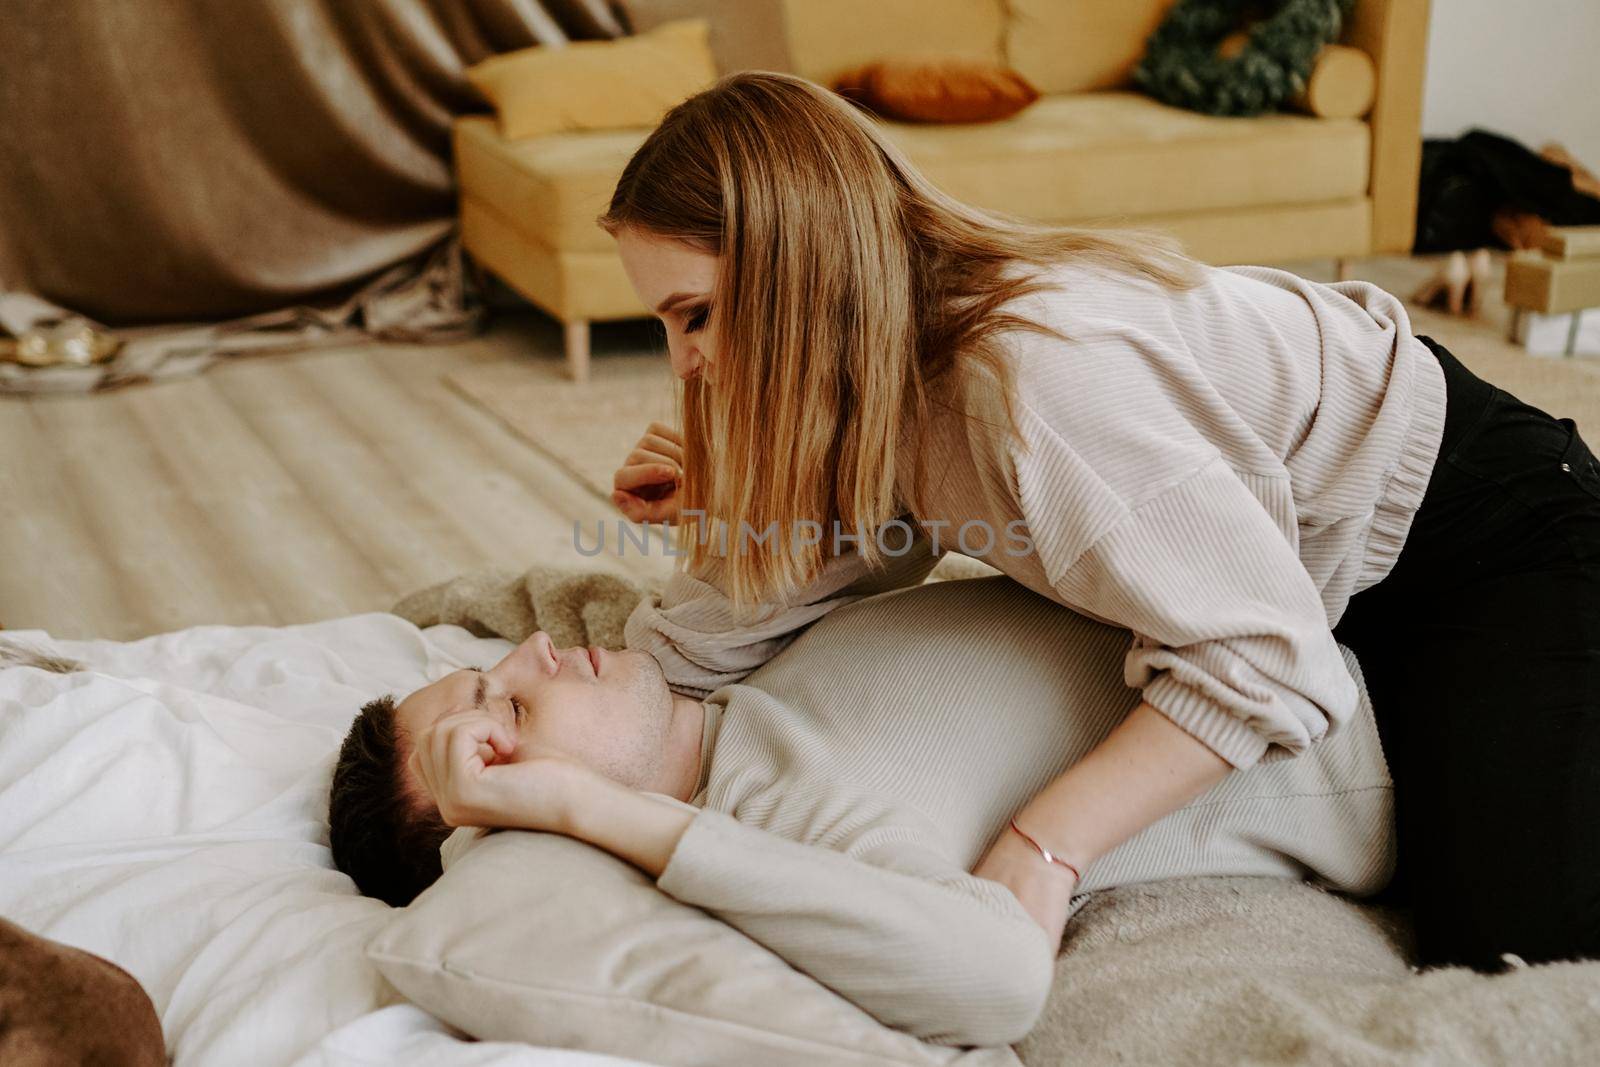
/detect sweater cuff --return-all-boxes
[656,809,734,903]
[1140,673,1272,770]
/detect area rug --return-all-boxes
[447,349,678,505]
[447,255,1600,504]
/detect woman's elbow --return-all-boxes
[928,930,1055,1046]
[987,936,1056,1045]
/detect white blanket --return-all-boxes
[0,614,647,1067]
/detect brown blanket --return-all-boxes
[0,918,164,1066]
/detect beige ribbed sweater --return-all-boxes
[629,260,1448,772]
[651,576,1394,1047]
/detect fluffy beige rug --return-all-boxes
[1023,873,1600,1067]
[447,351,679,506]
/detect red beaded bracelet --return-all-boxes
[1009,817,1082,882]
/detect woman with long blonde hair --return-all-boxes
[605,72,1600,973]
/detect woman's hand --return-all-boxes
[613,420,684,525]
[406,710,597,834]
[972,826,1080,947]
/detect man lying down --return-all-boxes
[329,574,1394,1047]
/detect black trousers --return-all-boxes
[1332,335,1600,972]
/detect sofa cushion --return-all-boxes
[1293,43,1377,120]
[456,91,1367,258]
[1006,0,1178,95]
[465,19,716,140]
[778,0,1007,87]
[888,91,1369,222]
[834,59,1040,124]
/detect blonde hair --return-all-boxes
[600,71,1203,609]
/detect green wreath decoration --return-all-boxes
[1133,0,1358,117]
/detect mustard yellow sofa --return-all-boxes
[455,0,1432,380]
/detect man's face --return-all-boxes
[394,633,675,803]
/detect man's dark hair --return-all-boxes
[329,695,452,907]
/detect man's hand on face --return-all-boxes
[406,710,599,834]
[406,707,698,880]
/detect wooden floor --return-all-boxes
[0,253,1542,641]
[0,312,673,641]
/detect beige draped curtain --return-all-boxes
[0,0,625,391]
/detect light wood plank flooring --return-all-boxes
[0,254,1544,641]
[1,312,673,640]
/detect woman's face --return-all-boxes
[614,226,721,382]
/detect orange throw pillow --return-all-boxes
[833,58,1039,123]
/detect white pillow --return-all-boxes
[367,825,1022,1067]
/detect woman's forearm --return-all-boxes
[1013,700,1234,873]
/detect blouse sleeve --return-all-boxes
[1013,416,1361,770]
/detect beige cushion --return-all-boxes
[1005,0,1178,94]
[1291,44,1378,120]
[455,92,1366,259]
[466,19,717,140]
[778,0,1007,87]
[367,826,1019,1067]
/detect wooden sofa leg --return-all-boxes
[1334,256,1354,281]
[564,320,591,382]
